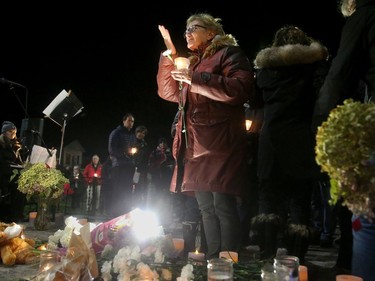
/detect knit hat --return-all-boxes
[1,121,16,134]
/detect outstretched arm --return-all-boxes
[158,25,177,55]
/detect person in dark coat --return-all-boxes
[108,113,137,217]
[251,25,329,263]
[157,13,255,259]
[314,0,375,121]
[313,0,375,279]
[0,121,26,222]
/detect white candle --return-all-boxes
[174,57,190,70]
[188,250,205,261]
[219,251,238,263]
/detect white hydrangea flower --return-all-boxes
[180,264,194,280]
[60,227,74,248]
[137,262,159,280]
[161,268,173,280]
[154,246,164,263]
[101,260,112,281]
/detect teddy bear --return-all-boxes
[0,222,37,266]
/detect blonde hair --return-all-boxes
[186,13,225,36]
[340,0,356,17]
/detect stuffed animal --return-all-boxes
[0,222,37,266]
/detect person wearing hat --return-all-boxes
[0,121,26,222]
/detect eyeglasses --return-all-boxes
[184,24,207,38]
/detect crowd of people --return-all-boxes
[0,0,374,279]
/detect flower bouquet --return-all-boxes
[17,162,69,229]
[315,99,375,219]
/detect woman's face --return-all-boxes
[184,20,213,51]
[4,129,17,140]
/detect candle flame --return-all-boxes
[38,244,47,251]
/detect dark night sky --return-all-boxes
[1,1,344,162]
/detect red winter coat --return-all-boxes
[83,163,102,185]
[156,34,255,196]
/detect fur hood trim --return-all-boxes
[254,42,328,69]
[189,34,238,65]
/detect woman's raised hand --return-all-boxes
[158,25,176,55]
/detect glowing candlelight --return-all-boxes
[130,147,138,155]
[29,212,37,226]
[174,57,190,70]
[219,251,238,263]
[188,250,205,261]
[299,265,308,281]
[246,119,252,131]
[37,244,48,251]
[336,275,363,281]
[94,173,98,177]
[172,238,184,251]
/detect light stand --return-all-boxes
[58,113,68,166]
[43,89,84,166]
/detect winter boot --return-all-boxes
[285,224,311,264]
[251,214,285,261]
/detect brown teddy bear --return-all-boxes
[0,222,37,266]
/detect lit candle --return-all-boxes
[245,119,253,131]
[172,238,184,251]
[79,218,88,225]
[188,250,205,261]
[299,265,308,281]
[29,212,37,226]
[174,57,190,70]
[130,147,138,155]
[94,173,98,177]
[336,275,363,281]
[219,251,238,263]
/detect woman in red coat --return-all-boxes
[157,13,255,259]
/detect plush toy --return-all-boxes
[0,222,37,266]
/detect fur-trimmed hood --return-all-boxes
[254,42,329,69]
[189,34,238,65]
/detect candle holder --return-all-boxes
[38,250,60,273]
[174,57,190,70]
[219,251,238,263]
[336,275,363,281]
[29,212,37,227]
[207,258,233,280]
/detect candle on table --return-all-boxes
[79,218,88,225]
[172,238,184,257]
[336,275,363,281]
[172,238,184,251]
[219,251,238,263]
[29,212,37,226]
[188,250,205,261]
[299,265,308,281]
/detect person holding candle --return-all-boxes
[108,113,137,218]
[70,165,85,211]
[157,13,255,259]
[83,154,103,214]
